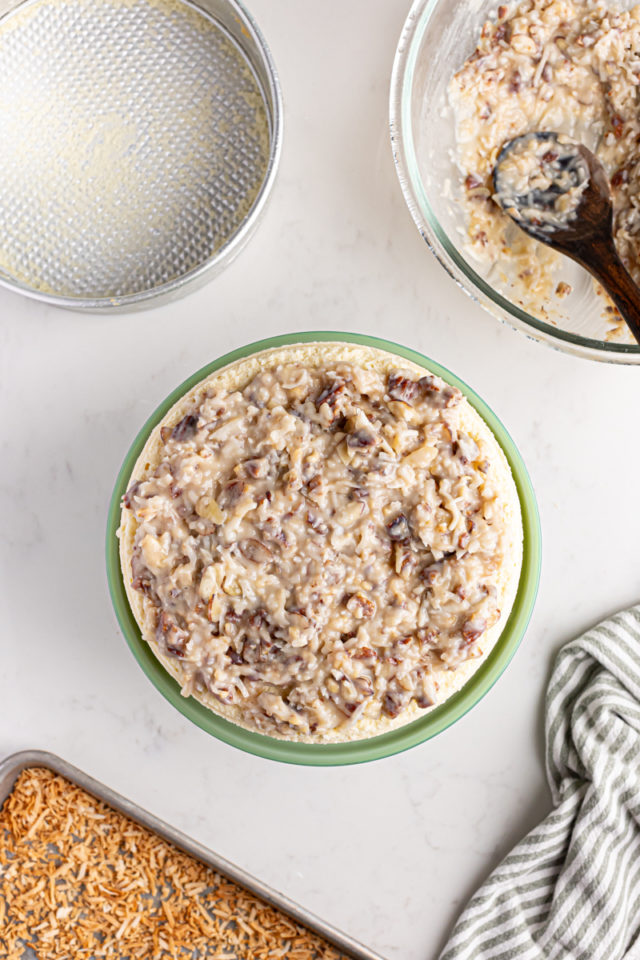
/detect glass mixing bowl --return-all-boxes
[106,332,541,765]
[390,0,640,364]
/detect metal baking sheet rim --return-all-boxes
[0,0,283,313]
[0,749,387,960]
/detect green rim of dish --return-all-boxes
[106,332,541,765]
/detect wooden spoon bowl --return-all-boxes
[493,132,640,346]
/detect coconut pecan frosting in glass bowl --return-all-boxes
[449,0,640,344]
[119,342,523,743]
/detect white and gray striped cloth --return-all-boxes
[440,605,640,960]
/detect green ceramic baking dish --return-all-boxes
[106,331,541,765]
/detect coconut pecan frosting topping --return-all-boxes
[123,362,511,738]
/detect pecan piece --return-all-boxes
[462,618,487,645]
[465,173,483,190]
[555,281,572,298]
[611,113,625,139]
[418,376,460,407]
[416,692,435,709]
[123,481,140,509]
[494,21,512,42]
[611,167,629,188]
[155,611,188,658]
[387,513,411,541]
[242,635,274,664]
[347,428,376,449]
[352,646,378,661]
[417,627,439,645]
[387,372,420,404]
[243,458,269,479]
[395,636,412,647]
[315,380,346,413]
[219,480,247,507]
[354,676,374,697]
[239,539,272,564]
[382,692,405,719]
[340,701,359,716]
[131,575,152,597]
[325,675,364,717]
[248,608,269,629]
[394,542,415,575]
[165,644,184,660]
[306,511,329,535]
[305,474,322,495]
[346,593,376,619]
[170,414,199,442]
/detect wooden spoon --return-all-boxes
[492,131,640,345]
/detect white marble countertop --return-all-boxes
[2,2,639,957]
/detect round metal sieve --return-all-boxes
[0,0,282,310]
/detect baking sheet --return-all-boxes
[0,750,386,960]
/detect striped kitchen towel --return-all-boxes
[440,605,640,960]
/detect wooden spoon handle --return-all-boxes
[578,237,640,345]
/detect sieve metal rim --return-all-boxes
[0,0,283,312]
